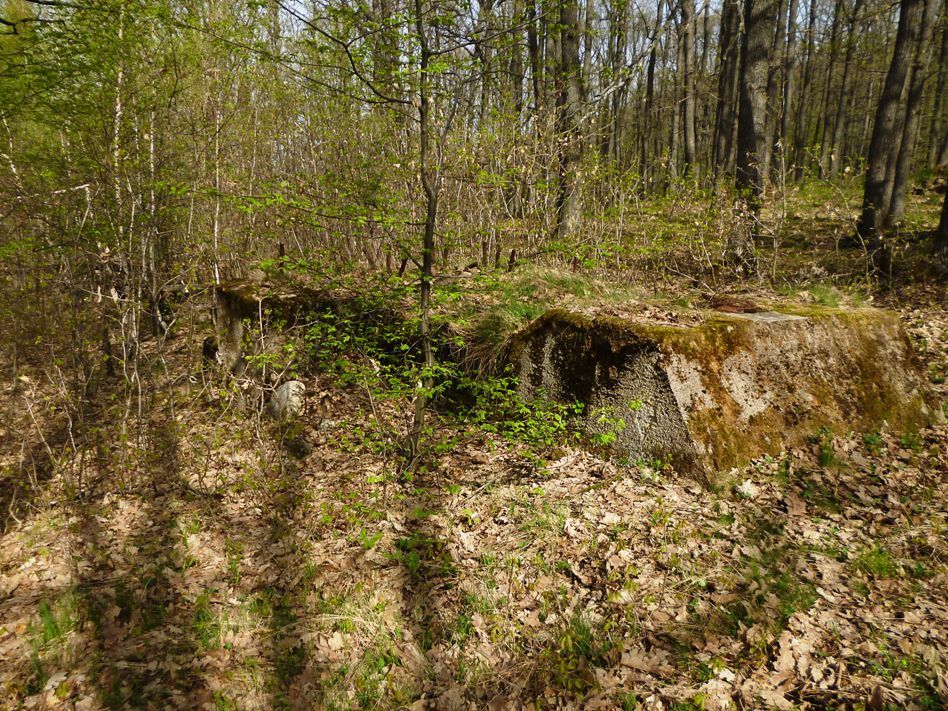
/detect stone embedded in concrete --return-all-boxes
[511,304,934,481]
[269,380,305,420]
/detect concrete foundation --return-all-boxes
[511,304,935,481]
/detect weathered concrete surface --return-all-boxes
[511,304,935,481]
[214,276,407,374]
[268,380,305,420]
[215,278,328,373]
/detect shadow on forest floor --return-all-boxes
[0,279,945,709]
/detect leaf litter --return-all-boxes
[0,305,944,709]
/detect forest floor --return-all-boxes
[0,183,946,710]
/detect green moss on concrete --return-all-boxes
[516,308,758,360]
[687,406,762,472]
[768,303,883,321]
[512,303,934,482]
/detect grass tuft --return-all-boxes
[854,544,899,578]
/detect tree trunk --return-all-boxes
[736,0,777,209]
[700,0,711,76]
[936,190,948,255]
[601,0,627,164]
[103,5,126,377]
[829,0,863,177]
[476,0,494,126]
[780,0,799,167]
[371,0,399,96]
[526,0,542,110]
[713,0,741,179]
[582,0,594,94]
[792,0,817,179]
[610,20,627,167]
[641,0,664,186]
[730,0,777,274]
[510,0,525,116]
[554,0,584,240]
[681,0,698,177]
[700,0,713,166]
[856,0,924,266]
[669,26,681,183]
[761,0,787,182]
[860,77,876,159]
[930,1,948,166]
[817,0,846,174]
[886,0,938,226]
[409,0,438,466]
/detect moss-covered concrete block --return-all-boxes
[214,276,406,374]
[511,304,935,481]
[215,278,326,372]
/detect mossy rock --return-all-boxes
[510,304,935,482]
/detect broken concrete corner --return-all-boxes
[214,277,332,373]
[511,304,935,481]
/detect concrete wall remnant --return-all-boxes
[511,304,935,481]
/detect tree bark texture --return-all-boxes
[713,0,741,178]
[736,0,778,208]
[681,0,698,177]
[886,0,938,226]
[554,0,584,240]
[856,0,924,257]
